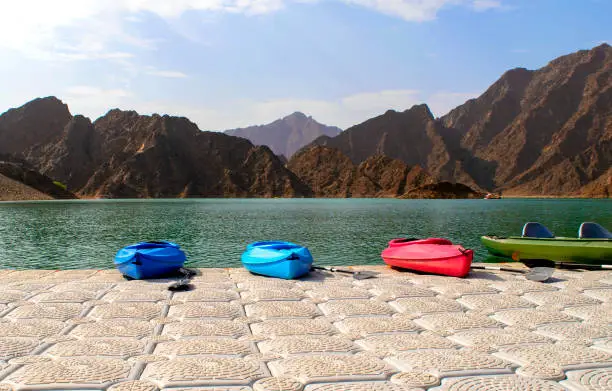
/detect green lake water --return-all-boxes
[0,198,610,270]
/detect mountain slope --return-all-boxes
[442,43,612,195]
[287,145,436,198]
[0,101,311,198]
[225,112,341,158]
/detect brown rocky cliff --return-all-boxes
[0,159,77,199]
[442,43,612,195]
[287,145,435,197]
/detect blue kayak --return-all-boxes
[241,241,313,279]
[114,241,187,280]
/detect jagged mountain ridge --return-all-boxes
[0,99,311,198]
[310,43,612,197]
[225,112,341,158]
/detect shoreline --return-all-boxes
[0,265,610,390]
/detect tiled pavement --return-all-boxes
[0,266,610,390]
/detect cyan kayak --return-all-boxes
[115,241,187,279]
[241,241,313,279]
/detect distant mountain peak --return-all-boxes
[224,113,341,158]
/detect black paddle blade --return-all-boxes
[524,267,554,282]
[168,278,194,292]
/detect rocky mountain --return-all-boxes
[287,145,436,197]
[0,156,76,200]
[311,44,612,197]
[225,112,341,158]
[0,98,311,198]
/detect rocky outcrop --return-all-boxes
[0,159,77,200]
[287,145,435,197]
[308,44,612,197]
[0,103,311,199]
[441,43,612,196]
[226,112,341,158]
[401,182,485,199]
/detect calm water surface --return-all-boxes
[0,199,610,269]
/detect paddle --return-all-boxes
[470,264,554,282]
[311,265,379,280]
[522,259,612,271]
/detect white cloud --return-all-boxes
[0,1,504,60]
[62,87,478,130]
[427,91,478,117]
[146,70,189,78]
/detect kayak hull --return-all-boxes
[481,236,612,264]
[381,238,473,277]
[241,241,313,279]
[114,241,187,280]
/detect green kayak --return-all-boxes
[481,221,612,264]
[481,236,612,264]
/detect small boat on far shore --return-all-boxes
[381,238,473,277]
[241,241,313,279]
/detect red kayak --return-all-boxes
[381,238,473,277]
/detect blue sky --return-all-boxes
[0,0,610,130]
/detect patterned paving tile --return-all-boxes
[3,357,131,388]
[245,301,321,319]
[391,297,464,316]
[0,290,31,304]
[108,380,160,391]
[563,368,612,391]
[173,289,240,302]
[306,287,372,300]
[44,338,146,358]
[305,382,420,390]
[369,285,437,300]
[496,344,612,369]
[101,290,170,302]
[356,333,457,354]
[438,375,567,390]
[162,319,251,339]
[141,357,268,387]
[523,291,602,307]
[252,376,304,391]
[168,302,244,319]
[251,319,336,337]
[0,318,65,338]
[563,304,612,323]
[457,294,536,313]
[449,328,553,351]
[492,309,581,328]
[0,338,42,360]
[552,279,612,291]
[489,280,559,294]
[387,349,515,377]
[536,323,612,343]
[390,371,441,388]
[414,313,502,335]
[429,283,499,298]
[242,288,307,301]
[5,303,83,320]
[584,289,612,302]
[269,354,393,383]
[88,302,163,320]
[259,336,358,356]
[319,300,396,318]
[335,316,422,337]
[69,319,155,339]
[154,338,256,357]
[29,290,97,303]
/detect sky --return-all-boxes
[0,0,610,130]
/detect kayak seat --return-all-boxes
[522,222,555,238]
[579,222,612,239]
